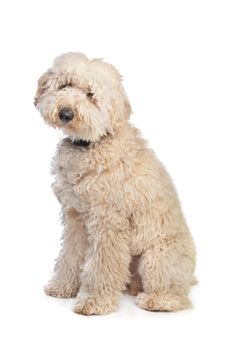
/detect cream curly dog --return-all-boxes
[34,52,196,315]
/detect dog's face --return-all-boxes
[34,52,131,142]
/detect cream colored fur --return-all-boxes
[35,52,196,315]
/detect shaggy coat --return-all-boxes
[35,52,196,315]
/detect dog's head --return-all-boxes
[34,52,131,142]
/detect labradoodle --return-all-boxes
[34,52,196,315]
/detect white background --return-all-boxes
[0,0,232,349]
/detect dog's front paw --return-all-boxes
[73,293,118,315]
[44,280,78,298]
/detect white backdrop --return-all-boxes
[0,0,232,349]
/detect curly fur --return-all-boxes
[35,52,196,315]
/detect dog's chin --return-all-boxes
[61,126,100,143]
[46,112,108,143]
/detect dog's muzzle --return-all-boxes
[59,107,74,123]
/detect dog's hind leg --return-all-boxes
[136,233,196,312]
[44,208,88,298]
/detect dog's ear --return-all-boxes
[118,84,132,120]
[34,70,53,106]
[110,84,132,126]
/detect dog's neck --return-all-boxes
[71,138,91,147]
[69,123,130,149]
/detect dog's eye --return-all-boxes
[86,92,94,99]
[58,83,72,90]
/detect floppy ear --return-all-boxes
[110,83,132,126]
[118,84,132,119]
[34,70,53,106]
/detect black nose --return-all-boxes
[59,107,74,123]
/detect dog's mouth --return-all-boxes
[34,98,38,107]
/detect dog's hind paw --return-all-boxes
[136,292,192,312]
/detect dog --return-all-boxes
[34,52,196,315]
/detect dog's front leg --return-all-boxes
[44,208,88,298]
[73,212,131,315]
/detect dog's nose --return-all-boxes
[59,107,74,123]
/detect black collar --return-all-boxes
[72,139,91,147]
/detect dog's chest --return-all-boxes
[52,141,101,209]
[53,140,94,178]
